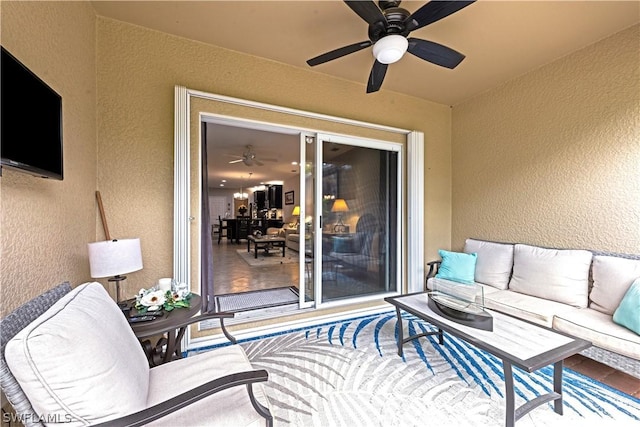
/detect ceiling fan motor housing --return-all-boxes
[368,6,410,41]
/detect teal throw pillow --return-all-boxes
[613,279,640,335]
[436,249,477,285]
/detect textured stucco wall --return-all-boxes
[451,24,640,253]
[1,2,97,317]
[96,17,453,299]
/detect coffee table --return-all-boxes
[247,235,286,259]
[385,292,591,427]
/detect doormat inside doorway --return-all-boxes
[216,286,299,313]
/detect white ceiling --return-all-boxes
[90,0,640,188]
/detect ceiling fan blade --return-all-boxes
[407,38,465,69]
[366,60,388,93]
[404,1,475,33]
[344,1,386,26]
[228,159,243,164]
[307,41,372,66]
[253,159,264,166]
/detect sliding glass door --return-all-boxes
[302,133,400,306]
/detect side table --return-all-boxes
[128,294,202,367]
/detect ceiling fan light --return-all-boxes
[372,35,408,64]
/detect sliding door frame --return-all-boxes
[173,85,425,346]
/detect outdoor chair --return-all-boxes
[1,282,273,426]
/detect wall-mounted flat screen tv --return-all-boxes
[1,46,63,180]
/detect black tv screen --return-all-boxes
[1,46,63,180]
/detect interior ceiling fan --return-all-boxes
[228,145,277,167]
[307,0,475,93]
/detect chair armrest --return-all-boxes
[93,370,272,427]
[426,260,441,278]
[425,260,441,292]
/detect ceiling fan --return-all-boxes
[228,145,277,167]
[307,0,475,93]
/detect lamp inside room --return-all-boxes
[331,199,349,233]
[292,205,301,225]
[88,238,143,304]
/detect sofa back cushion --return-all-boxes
[508,244,592,308]
[590,255,640,315]
[5,282,149,426]
[463,239,514,290]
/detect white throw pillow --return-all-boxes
[5,282,150,426]
[508,244,592,308]
[463,239,514,290]
[590,256,640,315]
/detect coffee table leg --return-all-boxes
[282,242,285,257]
[504,361,515,427]
[255,243,259,259]
[395,306,404,357]
[553,360,563,415]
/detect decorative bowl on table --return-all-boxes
[428,279,493,331]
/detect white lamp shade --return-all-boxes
[88,238,143,278]
[372,35,408,64]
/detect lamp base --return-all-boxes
[108,274,128,307]
[333,215,347,233]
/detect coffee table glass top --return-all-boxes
[249,235,285,242]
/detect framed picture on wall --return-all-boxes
[285,191,294,205]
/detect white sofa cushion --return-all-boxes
[147,345,271,426]
[553,308,640,361]
[483,290,575,327]
[590,255,640,315]
[463,239,514,290]
[508,244,592,308]
[5,282,149,426]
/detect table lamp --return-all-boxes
[331,199,349,233]
[292,205,301,225]
[88,238,143,304]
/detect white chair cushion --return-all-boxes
[5,282,149,426]
[590,256,640,315]
[463,239,514,290]
[147,345,271,427]
[553,308,640,360]
[508,244,592,308]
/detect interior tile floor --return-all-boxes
[212,239,299,295]
[211,239,639,399]
[212,238,384,300]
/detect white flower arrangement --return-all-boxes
[135,285,192,313]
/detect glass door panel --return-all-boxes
[318,135,399,303]
[300,134,316,307]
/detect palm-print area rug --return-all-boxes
[192,311,640,426]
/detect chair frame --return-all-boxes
[1,283,273,427]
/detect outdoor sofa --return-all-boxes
[426,238,640,379]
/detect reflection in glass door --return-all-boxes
[317,134,399,303]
